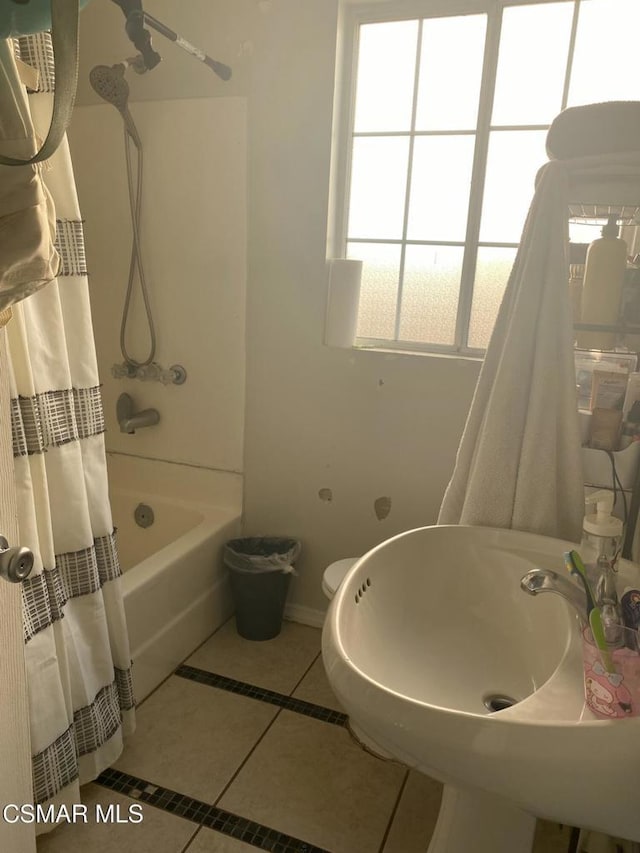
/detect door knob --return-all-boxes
[0,535,34,583]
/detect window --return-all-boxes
[335,0,640,355]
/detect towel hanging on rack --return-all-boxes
[547,101,640,161]
[439,152,640,542]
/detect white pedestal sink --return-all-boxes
[321,525,640,851]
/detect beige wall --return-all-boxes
[73,0,480,622]
[69,95,246,472]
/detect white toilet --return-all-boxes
[322,557,358,600]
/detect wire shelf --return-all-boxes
[568,203,640,225]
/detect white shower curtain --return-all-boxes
[8,34,134,820]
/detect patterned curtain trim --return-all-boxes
[32,671,135,804]
[11,386,105,457]
[12,28,136,814]
[13,32,55,93]
[114,666,136,714]
[54,220,88,277]
[22,531,122,643]
[32,726,78,806]
[75,681,126,758]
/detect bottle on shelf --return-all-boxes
[569,263,585,325]
[620,266,640,351]
[568,242,588,329]
[575,214,628,351]
[581,489,623,585]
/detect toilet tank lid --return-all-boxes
[324,558,359,594]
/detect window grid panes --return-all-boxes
[343,0,640,355]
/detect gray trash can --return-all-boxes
[223,537,301,640]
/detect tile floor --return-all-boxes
[36,618,573,853]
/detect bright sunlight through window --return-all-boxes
[342,0,640,354]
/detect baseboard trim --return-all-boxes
[284,602,326,629]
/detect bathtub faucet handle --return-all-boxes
[111,360,187,385]
[116,392,160,434]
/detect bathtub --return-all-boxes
[107,453,242,702]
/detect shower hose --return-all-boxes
[121,125,156,368]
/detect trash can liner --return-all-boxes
[223,537,301,574]
[224,537,302,641]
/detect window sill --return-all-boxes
[351,339,485,362]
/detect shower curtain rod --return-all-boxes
[110,0,232,81]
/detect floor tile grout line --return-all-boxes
[288,649,323,697]
[211,703,285,808]
[132,666,176,711]
[179,823,202,853]
[376,768,411,853]
[141,617,324,715]
[94,767,332,853]
[175,662,348,727]
[116,624,344,850]
[171,652,352,818]
[132,616,236,711]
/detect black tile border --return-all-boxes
[96,767,331,853]
[175,664,349,727]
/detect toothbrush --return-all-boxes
[563,550,596,615]
[564,551,616,673]
[589,606,616,674]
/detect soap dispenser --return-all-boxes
[582,490,624,644]
[582,489,623,567]
[575,214,627,351]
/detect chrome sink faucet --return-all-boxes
[116,392,160,434]
[520,568,587,623]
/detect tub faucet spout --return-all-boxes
[520,568,587,623]
[117,392,160,434]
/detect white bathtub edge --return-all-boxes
[121,507,239,599]
[129,569,235,703]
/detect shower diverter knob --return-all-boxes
[0,535,34,583]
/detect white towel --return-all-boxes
[0,40,59,312]
[439,153,640,542]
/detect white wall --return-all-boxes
[73,0,480,623]
[241,0,480,621]
[69,95,246,473]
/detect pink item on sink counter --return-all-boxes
[582,626,640,719]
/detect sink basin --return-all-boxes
[322,525,640,851]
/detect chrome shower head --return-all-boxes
[89,64,130,112]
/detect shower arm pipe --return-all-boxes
[109,1,232,81]
[142,12,232,81]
